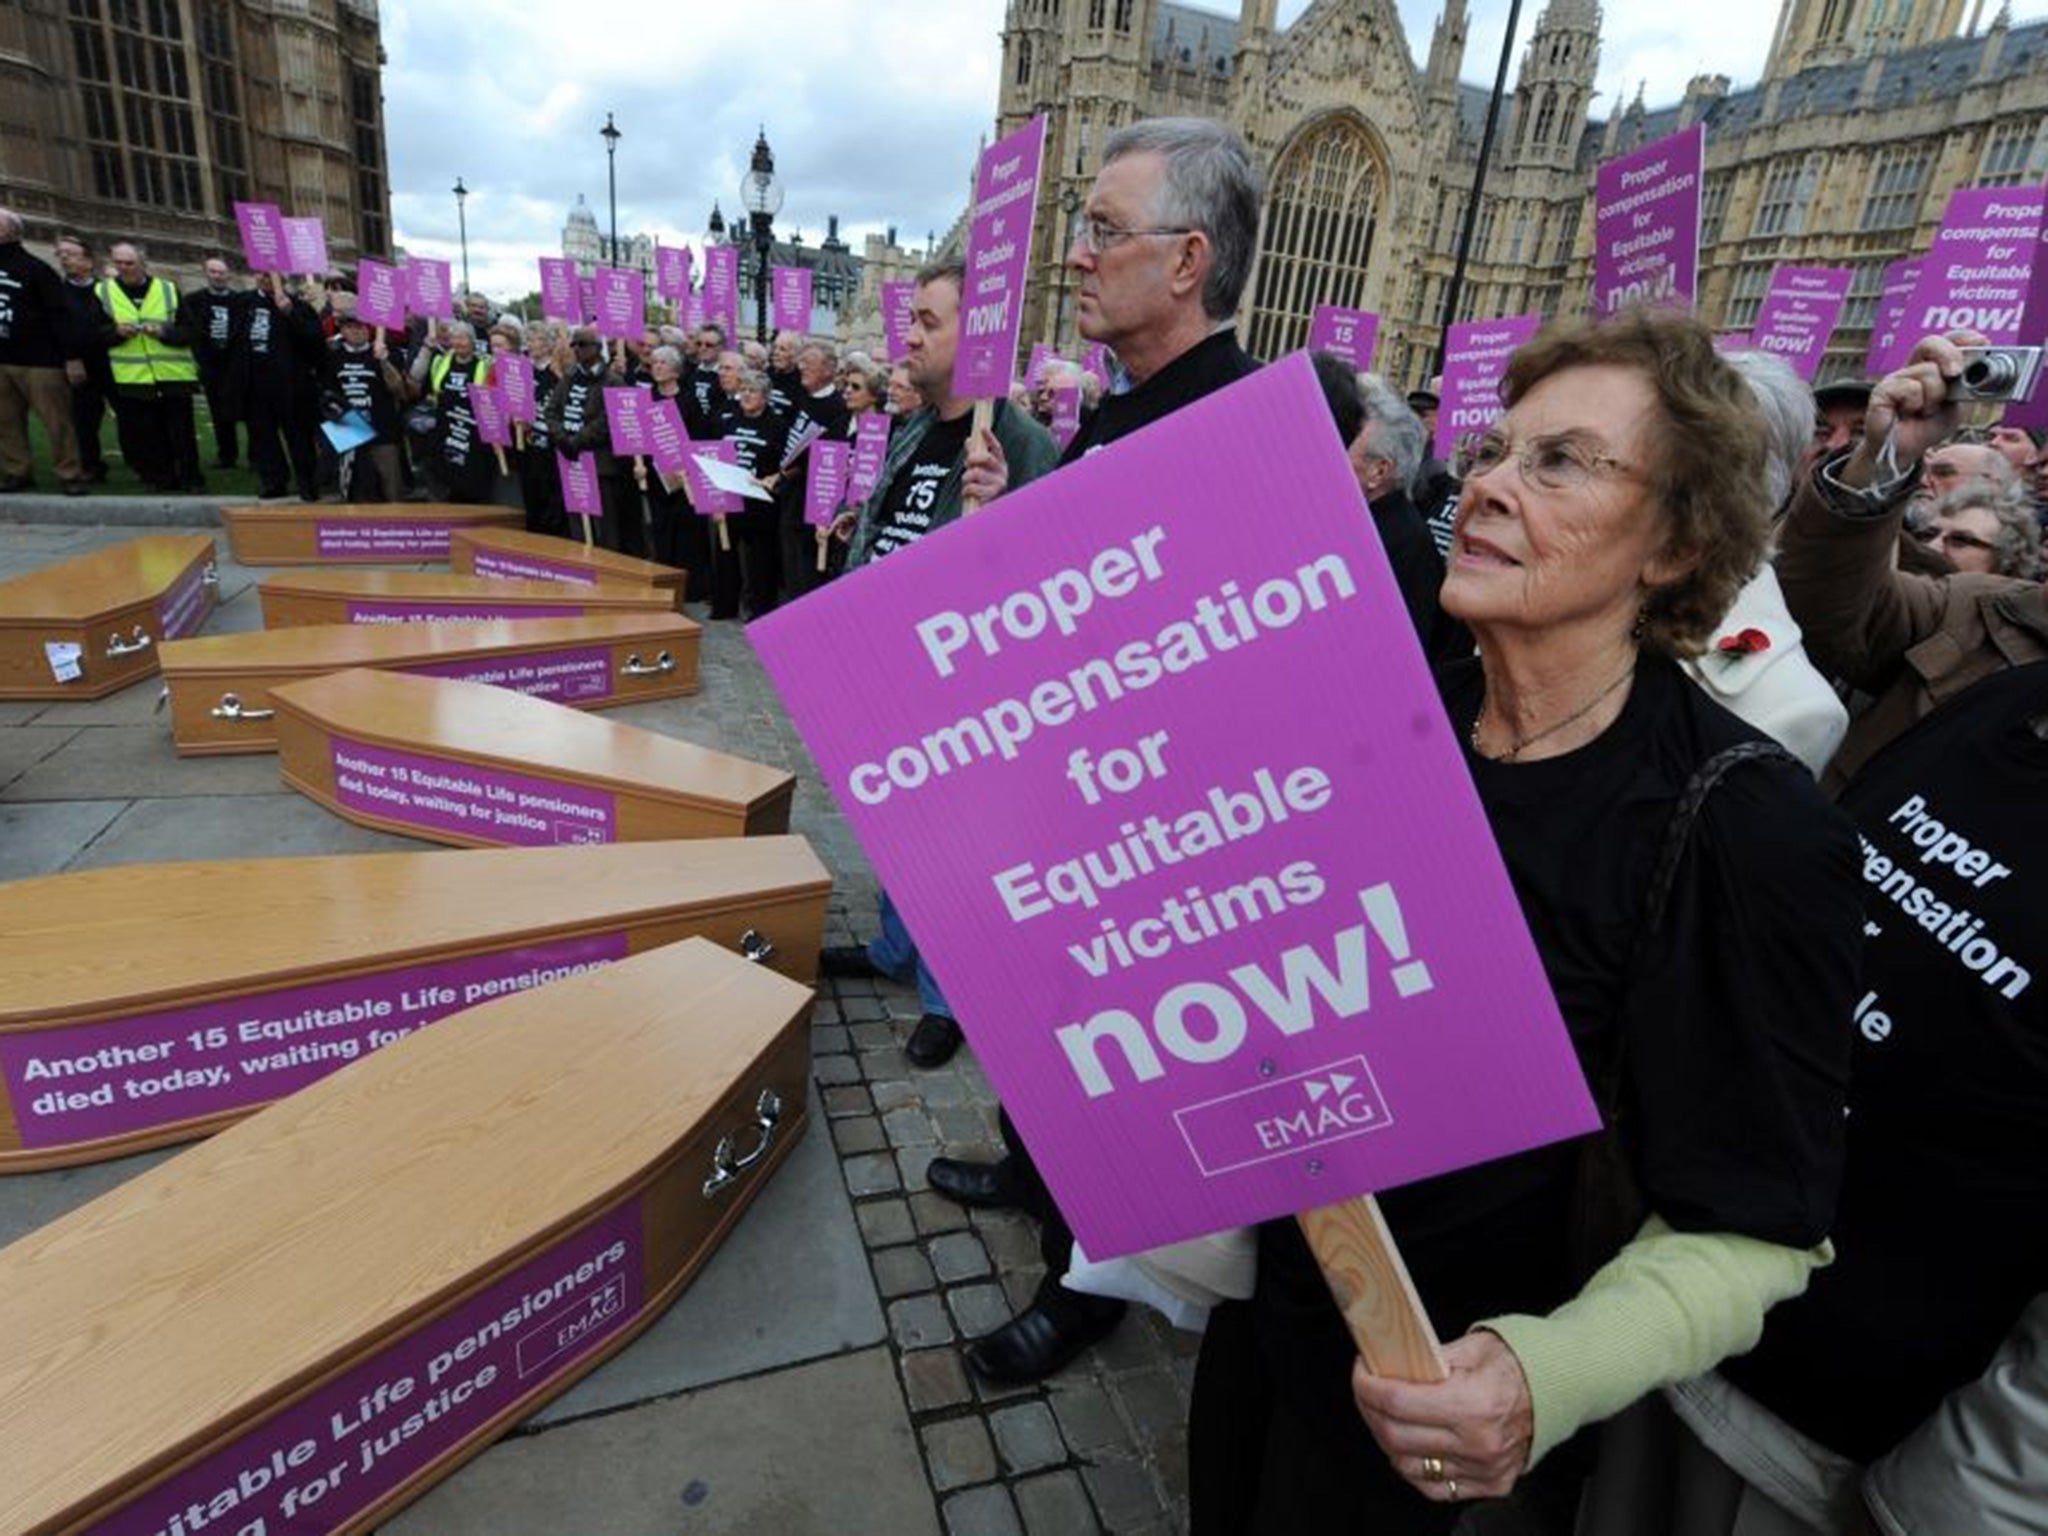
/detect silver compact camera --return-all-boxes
[1949,345,2043,403]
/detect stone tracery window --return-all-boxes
[1247,114,1384,357]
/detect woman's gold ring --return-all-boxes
[1421,1456,1446,1482]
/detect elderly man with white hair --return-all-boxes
[0,207,87,494]
[95,239,204,491]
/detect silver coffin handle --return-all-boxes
[104,626,153,657]
[738,928,776,965]
[620,649,676,677]
[702,1088,785,1198]
[201,563,221,587]
[210,692,275,722]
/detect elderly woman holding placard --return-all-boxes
[1187,309,1864,1533]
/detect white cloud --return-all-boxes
[388,0,2048,299]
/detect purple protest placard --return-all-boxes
[805,439,850,526]
[1749,267,1852,381]
[539,256,579,324]
[407,258,454,320]
[954,114,1048,400]
[883,279,916,363]
[1307,306,1379,369]
[595,267,645,340]
[1083,343,1112,389]
[331,737,615,845]
[1865,258,1924,376]
[1025,344,1056,391]
[2007,218,2048,430]
[558,452,601,520]
[646,396,691,478]
[752,356,1597,1257]
[1050,383,1083,450]
[234,201,286,272]
[0,932,628,1150]
[86,1205,640,1536]
[1436,314,1542,460]
[847,412,890,506]
[470,383,513,448]
[578,276,598,325]
[1594,123,1704,315]
[1896,186,2044,356]
[281,215,329,276]
[495,353,537,423]
[656,243,694,301]
[470,549,599,588]
[703,246,740,337]
[688,440,742,518]
[681,291,706,331]
[410,646,613,702]
[604,386,652,457]
[356,258,408,331]
[771,266,813,333]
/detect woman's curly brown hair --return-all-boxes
[1500,309,1771,657]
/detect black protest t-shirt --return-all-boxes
[436,354,483,465]
[720,407,787,498]
[1727,661,2048,1461]
[869,411,973,562]
[329,345,401,441]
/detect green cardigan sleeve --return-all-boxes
[1478,1215,1832,1467]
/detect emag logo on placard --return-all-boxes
[1175,1054,1393,1176]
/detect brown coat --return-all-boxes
[1776,472,2048,796]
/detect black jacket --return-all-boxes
[0,244,80,369]
[1057,326,1259,464]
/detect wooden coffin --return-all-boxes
[0,938,813,1536]
[220,502,522,565]
[0,837,829,1170]
[451,526,686,608]
[258,569,677,628]
[158,612,701,756]
[0,535,216,700]
[274,669,794,847]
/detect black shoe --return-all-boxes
[0,475,31,493]
[926,1155,1023,1211]
[83,463,109,483]
[965,1292,1127,1385]
[819,944,880,980]
[61,480,87,497]
[904,1013,962,1069]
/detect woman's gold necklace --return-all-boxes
[1471,661,1637,764]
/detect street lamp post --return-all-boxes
[452,176,469,295]
[1056,184,1081,347]
[739,128,783,345]
[600,112,622,268]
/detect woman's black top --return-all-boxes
[1249,652,1861,1454]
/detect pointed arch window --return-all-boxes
[1248,115,1384,357]
[1531,88,1558,146]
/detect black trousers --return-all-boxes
[200,363,239,466]
[706,516,744,619]
[70,357,110,475]
[734,506,781,619]
[519,446,566,536]
[112,389,199,489]
[247,388,318,499]
[344,443,403,503]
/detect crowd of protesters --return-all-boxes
[5,104,2048,1531]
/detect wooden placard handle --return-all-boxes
[815,526,828,572]
[1296,1194,1447,1383]
[962,397,995,516]
[493,446,509,476]
[716,514,731,552]
[581,514,594,549]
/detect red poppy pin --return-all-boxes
[1715,627,1772,656]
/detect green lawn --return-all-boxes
[23,395,262,498]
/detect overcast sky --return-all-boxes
[386,0,2047,299]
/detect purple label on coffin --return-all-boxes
[469,550,601,588]
[407,645,615,703]
[158,562,215,640]
[344,602,586,625]
[0,931,629,1150]
[83,1206,643,1536]
[330,736,616,846]
[315,523,454,559]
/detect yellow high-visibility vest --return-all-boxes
[97,277,199,389]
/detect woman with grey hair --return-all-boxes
[407,317,492,503]
[1917,480,2042,578]
[643,343,707,584]
[1682,348,1849,776]
[718,365,788,618]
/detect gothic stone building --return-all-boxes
[0,0,393,281]
[997,0,2048,388]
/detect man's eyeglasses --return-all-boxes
[1466,430,1639,493]
[1073,217,1193,255]
[1915,526,1996,555]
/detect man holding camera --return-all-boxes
[1779,329,2048,793]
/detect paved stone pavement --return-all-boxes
[0,516,1196,1534]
